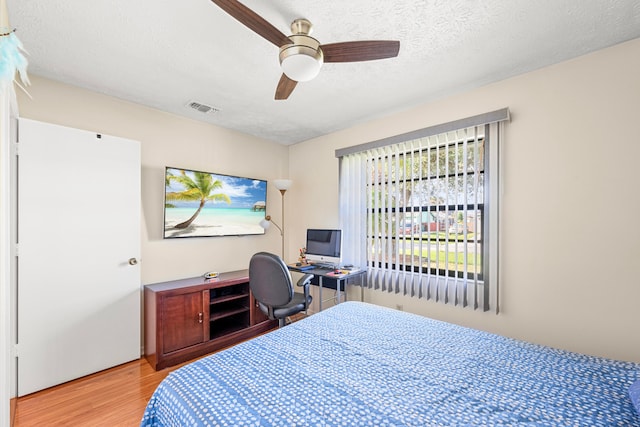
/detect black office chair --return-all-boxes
[249,252,313,327]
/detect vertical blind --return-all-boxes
[337,109,508,312]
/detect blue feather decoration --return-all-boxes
[0,28,30,92]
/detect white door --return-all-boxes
[17,118,140,396]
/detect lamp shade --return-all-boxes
[259,218,271,230]
[273,179,292,191]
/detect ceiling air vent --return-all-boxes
[186,101,219,114]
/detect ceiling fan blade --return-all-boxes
[321,40,400,63]
[210,0,292,47]
[275,74,298,100]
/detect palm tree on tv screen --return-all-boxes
[166,171,231,229]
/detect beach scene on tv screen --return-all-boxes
[164,167,267,238]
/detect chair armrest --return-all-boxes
[296,273,314,288]
[296,273,314,309]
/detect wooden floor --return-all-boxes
[13,357,179,426]
[11,319,303,426]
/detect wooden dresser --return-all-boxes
[144,270,276,370]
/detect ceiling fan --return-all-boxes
[210,0,400,100]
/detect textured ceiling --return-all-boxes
[7,0,640,145]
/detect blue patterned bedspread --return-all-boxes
[141,302,640,426]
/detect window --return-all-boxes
[369,131,484,278]
[337,109,508,312]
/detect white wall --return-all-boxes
[288,38,640,363]
[16,77,289,285]
[13,38,640,364]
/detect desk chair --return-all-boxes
[249,252,313,327]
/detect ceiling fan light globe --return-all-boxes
[279,35,324,82]
[281,54,322,82]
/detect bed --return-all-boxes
[141,301,640,426]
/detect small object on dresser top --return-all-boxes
[203,271,219,279]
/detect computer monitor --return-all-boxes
[305,229,342,266]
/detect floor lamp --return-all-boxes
[259,179,292,259]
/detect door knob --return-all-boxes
[128,258,138,266]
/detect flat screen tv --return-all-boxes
[305,229,342,266]
[164,166,267,238]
